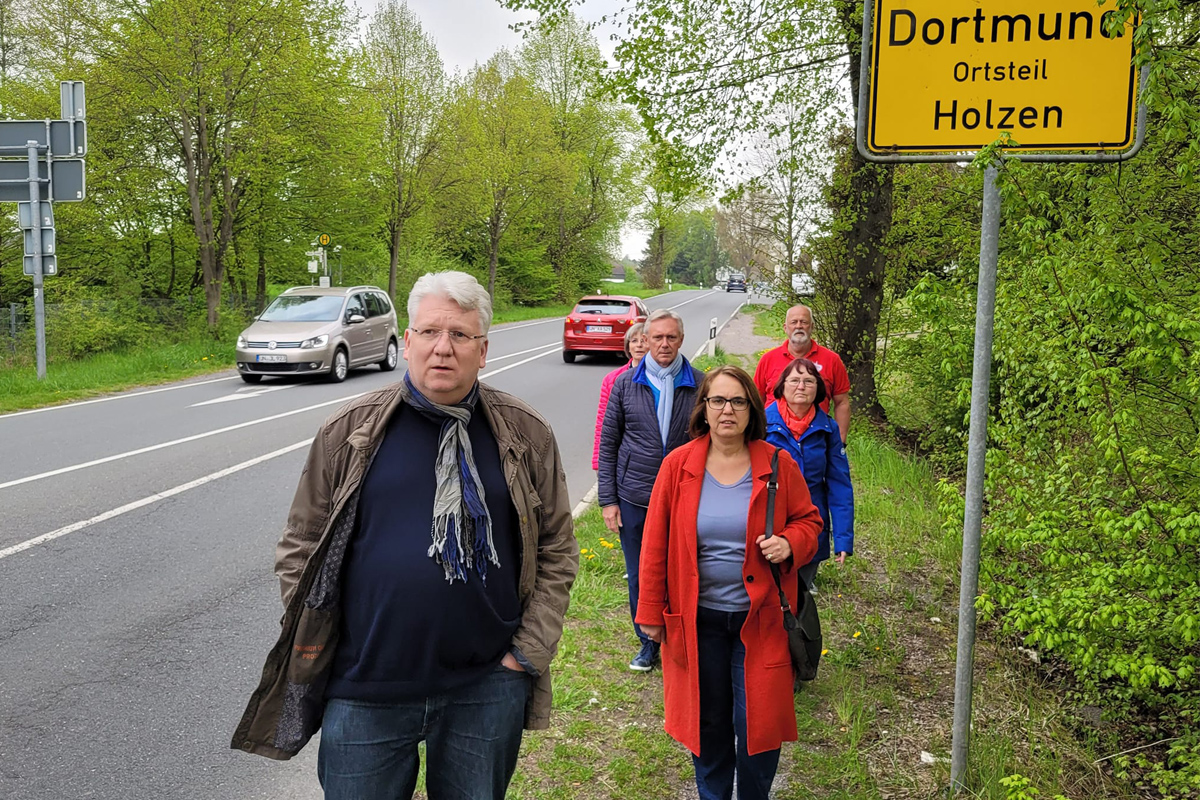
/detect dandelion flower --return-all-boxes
[853,631,862,638]
[821,649,829,656]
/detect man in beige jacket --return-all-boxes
[232,271,579,800]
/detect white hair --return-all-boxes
[647,308,684,336]
[407,271,494,334]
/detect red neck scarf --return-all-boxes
[777,401,816,440]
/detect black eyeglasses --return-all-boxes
[705,396,750,411]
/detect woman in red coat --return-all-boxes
[637,365,822,800]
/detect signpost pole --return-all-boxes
[949,163,1002,791]
[26,140,47,380]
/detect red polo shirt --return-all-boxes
[753,340,850,412]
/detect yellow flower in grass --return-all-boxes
[599,540,615,549]
[821,649,829,656]
[580,548,589,554]
[853,631,862,638]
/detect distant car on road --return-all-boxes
[235,285,399,384]
[791,273,816,297]
[725,273,747,292]
[562,295,649,363]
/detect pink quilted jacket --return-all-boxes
[592,361,632,471]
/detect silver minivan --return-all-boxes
[235,285,400,384]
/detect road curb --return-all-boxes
[572,482,598,520]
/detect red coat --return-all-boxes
[636,436,823,756]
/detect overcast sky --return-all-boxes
[350,0,646,260]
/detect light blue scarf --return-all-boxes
[644,354,685,448]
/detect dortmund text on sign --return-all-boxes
[868,1,1139,153]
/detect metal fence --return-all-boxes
[3,302,26,356]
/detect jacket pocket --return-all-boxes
[662,612,688,668]
[757,606,793,668]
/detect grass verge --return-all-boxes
[497,433,1122,800]
[0,339,236,415]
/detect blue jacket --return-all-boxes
[764,402,854,564]
[598,356,703,508]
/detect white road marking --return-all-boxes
[0,295,733,560]
[664,291,716,312]
[0,440,313,562]
[2,339,567,492]
[189,383,298,407]
[489,317,565,332]
[482,341,562,364]
[0,375,241,420]
[0,394,362,491]
[480,346,563,378]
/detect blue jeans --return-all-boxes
[692,606,781,800]
[617,499,650,645]
[317,664,531,800]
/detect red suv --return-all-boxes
[562,295,649,363]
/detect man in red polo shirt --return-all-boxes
[754,304,851,442]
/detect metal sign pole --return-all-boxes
[949,163,1002,790]
[26,140,47,380]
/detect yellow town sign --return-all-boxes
[867,1,1139,153]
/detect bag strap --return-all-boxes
[763,448,798,632]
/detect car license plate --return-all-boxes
[256,354,286,363]
[586,325,612,334]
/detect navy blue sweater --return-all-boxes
[327,404,521,701]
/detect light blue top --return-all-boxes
[696,468,753,612]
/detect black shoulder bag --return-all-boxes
[764,449,822,683]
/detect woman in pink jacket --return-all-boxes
[592,323,649,471]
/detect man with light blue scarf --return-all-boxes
[599,308,704,671]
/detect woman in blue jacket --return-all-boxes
[764,358,854,591]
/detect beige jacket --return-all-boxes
[231,382,579,760]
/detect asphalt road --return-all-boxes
[0,288,752,800]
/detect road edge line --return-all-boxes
[0,439,313,562]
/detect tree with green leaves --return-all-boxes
[668,209,728,287]
[90,0,355,331]
[441,54,563,300]
[501,0,893,417]
[362,0,448,299]
[636,142,701,289]
[519,16,640,300]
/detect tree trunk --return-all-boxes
[488,213,501,299]
[643,224,666,289]
[836,0,894,423]
[256,240,267,314]
[388,217,402,299]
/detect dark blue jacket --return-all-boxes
[764,402,854,564]
[598,356,703,507]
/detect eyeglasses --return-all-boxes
[705,396,750,411]
[784,377,819,388]
[408,327,486,346]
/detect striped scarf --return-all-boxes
[398,373,497,583]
